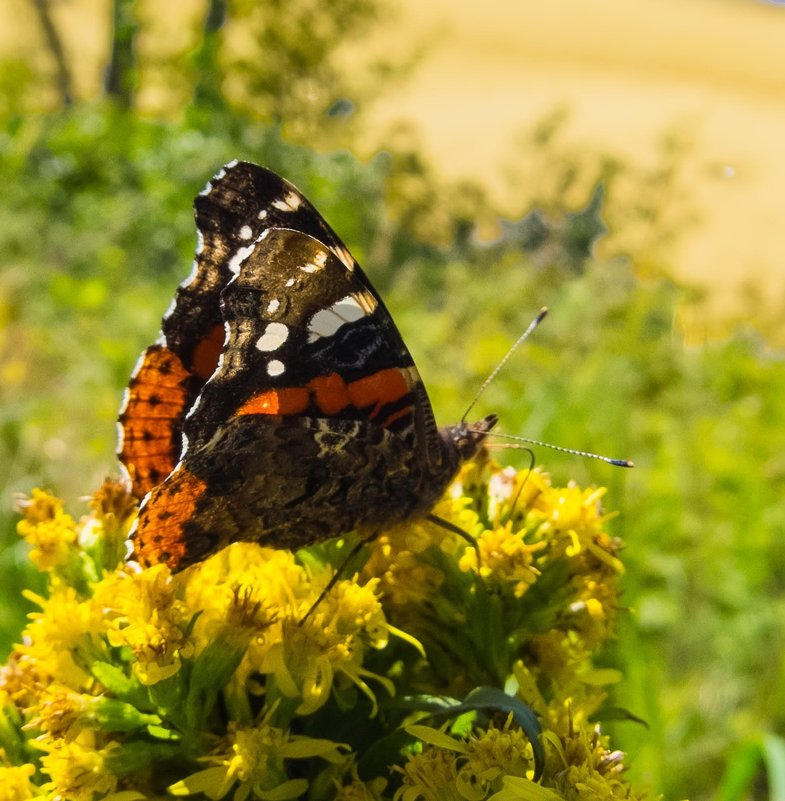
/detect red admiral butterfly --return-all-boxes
[118,161,497,572]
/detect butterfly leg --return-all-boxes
[298,533,378,625]
[424,512,482,570]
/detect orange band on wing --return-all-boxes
[348,368,410,418]
[235,368,412,421]
[310,373,352,415]
[237,387,310,416]
[119,345,192,498]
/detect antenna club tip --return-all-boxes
[538,306,549,319]
[612,459,635,468]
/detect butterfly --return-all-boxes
[118,161,497,571]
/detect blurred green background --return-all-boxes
[2,1,785,799]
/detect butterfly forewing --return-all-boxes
[181,228,423,452]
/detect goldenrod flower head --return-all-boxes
[25,682,89,740]
[530,483,623,575]
[542,723,637,801]
[17,587,101,689]
[93,564,189,684]
[184,544,293,651]
[85,478,139,571]
[393,746,462,801]
[0,463,645,801]
[171,714,348,801]
[262,576,395,716]
[0,762,37,801]
[459,523,542,597]
[462,716,535,788]
[37,737,120,801]
[16,489,77,573]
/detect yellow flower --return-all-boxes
[2,466,640,800]
[530,484,623,575]
[393,746,462,801]
[0,762,37,801]
[16,489,77,572]
[37,736,120,801]
[86,478,139,570]
[542,724,637,801]
[404,717,536,801]
[261,577,396,716]
[25,681,89,740]
[184,544,293,656]
[364,533,445,608]
[88,478,138,530]
[93,565,189,684]
[18,586,103,689]
[484,466,550,528]
[461,715,534,788]
[459,523,542,597]
[170,716,348,801]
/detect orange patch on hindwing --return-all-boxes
[132,466,207,570]
[310,373,351,414]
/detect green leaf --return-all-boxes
[762,733,785,801]
[717,734,785,801]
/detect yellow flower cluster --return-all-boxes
[0,465,645,801]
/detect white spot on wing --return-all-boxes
[285,277,295,287]
[239,225,253,241]
[195,228,205,255]
[272,191,303,212]
[266,298,280,314]
[335,245,355,271]
[267,359,285,377]
[258,209,268,220]
[228,244,255,274]
[300,250,328,273]
[307,294,369,342]
[256,322,289,352]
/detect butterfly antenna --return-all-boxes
[461,307,549,424]
[489,432,634,467]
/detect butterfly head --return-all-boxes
[442,413,498,463]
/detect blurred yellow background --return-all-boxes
[374,0,785,329]
[6,0,785,326]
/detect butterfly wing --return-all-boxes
[127,167,451,570]
[119,161,421,499]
